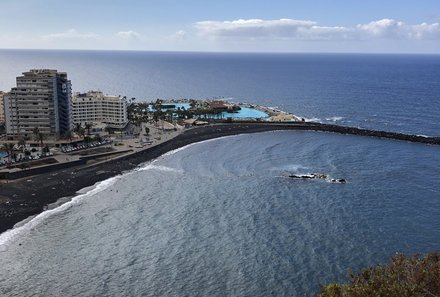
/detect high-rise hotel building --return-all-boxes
[72,91,128,129]
[0,91,5,125]
[4,69,73,139]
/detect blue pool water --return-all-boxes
[223,107,268,119]
[152,102,269,118]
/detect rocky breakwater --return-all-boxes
[301,122,440,145]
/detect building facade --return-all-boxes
[4,69,72,139]
[0,91,5,125]
[72,91,127,129]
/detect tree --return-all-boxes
[3,143,15,163]
[17,138,26,154]
[74,123,85,139]
[84,122,92,136]
[74,123,82,134]
[318,253,440,297]
[64,130,73,142]
[32,127,44,147]
[104,125,113,135]
[144,127,150,135]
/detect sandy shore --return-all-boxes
[1,122,439,234]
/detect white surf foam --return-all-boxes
[325,116,344,122]
[137,164,183,173]
[0,175,121,247]
[280,164,309,172]
[303,117,322,123]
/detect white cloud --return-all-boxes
[196,19,320,38]
[357,19,408,39]
[43,29,99,40]
[358,19,440,40]
[195,18,440,41]
[411,22,440,39]
[171,30,187,40]
[117,30,141,40]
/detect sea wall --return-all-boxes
[226,121,440,145]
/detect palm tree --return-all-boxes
[74,123,82,134]
[64,130,73,142]
[85,122,92,136]
[78,127,85,139]
[104,125,113,135]
[3,143,15,163]
[17,138,26,153]
[134,116,143,134]
[32,127,44,147]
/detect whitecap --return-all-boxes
[303,117,322,123]
[280,164,309,172]
[137,164,183,174]
[325,116,344,122]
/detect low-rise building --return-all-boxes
[72,91,128,129]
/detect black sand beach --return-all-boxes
[1,122,439,234]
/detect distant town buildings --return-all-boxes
[72,91,128,129]
[0,91,5,124]
[4,69,73,139]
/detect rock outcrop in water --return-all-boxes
[289,173,346,183]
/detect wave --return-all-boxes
[302,117,322,122]
[0,175,121,248]
[280,164,309,172]
[325,116,344,122]
[137,164,183,174]
[303,116,344,123]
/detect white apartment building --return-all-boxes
[72,91,128,129]
[4,69,73,139]
[0,91,5,124]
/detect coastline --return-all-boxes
[1,122,439,235]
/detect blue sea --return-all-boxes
[0,51,439,296]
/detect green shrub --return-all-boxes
[318,253,440,297]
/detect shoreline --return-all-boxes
[1,122,439,235]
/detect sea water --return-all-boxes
[0,51,439,135]
[0,51,439,296]
[0,132,439,296]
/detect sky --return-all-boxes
[1,0,440,53]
